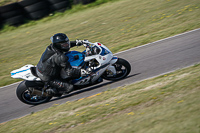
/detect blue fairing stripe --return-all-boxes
[11,68,30,76]
[112,57,118,60]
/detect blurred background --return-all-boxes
[0,0,199,87]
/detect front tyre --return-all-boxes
[16,81,52,105]
[102,58,131,81]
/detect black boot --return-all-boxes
[43,82,58,95]
[50,80,74,93]
[46,88,58,95]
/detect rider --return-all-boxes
[36,33,87,95]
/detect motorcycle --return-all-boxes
[11,40,131,105]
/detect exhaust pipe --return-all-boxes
[29,88,49,96]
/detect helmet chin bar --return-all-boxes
[61,41,70,49]
[52,44,68,53]
[52,41,70,52]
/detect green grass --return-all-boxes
[0,63,200,133]
[0,0,200,86]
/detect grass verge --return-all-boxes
[0,63,200,133]
[0,0,200,86]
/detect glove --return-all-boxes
[76,39,83,46]
[81,69,89,77]
[81,68,96,77]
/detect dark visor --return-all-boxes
[60,41,70,49]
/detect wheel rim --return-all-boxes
[22,89,49,104]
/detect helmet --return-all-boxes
[50,33,70,52]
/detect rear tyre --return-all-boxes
[28,9,49,20]
[24,1,48,13]
[18,0,40,7]
[3,15,25,26]
[102,58,131,81]
[50,1,70,12]
[47,0,65,4]
[16,81,52,105]
[0,3,19,13]
[0,9,22,19]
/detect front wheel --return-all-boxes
[102,58,131,81]
[16,81,52,105]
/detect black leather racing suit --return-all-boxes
[36,41,80,92]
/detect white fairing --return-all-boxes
[84,42,117,68]
[72,42,118,85]
[11,64,41,81]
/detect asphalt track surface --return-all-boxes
[0,28,200,123]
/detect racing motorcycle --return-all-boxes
[11,40,131,105]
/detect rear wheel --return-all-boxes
[102,58,131,81]
[16,81,52,105]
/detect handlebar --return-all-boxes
[82,40,91,53]
[81,40,99,56]
[82,40,91,46]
